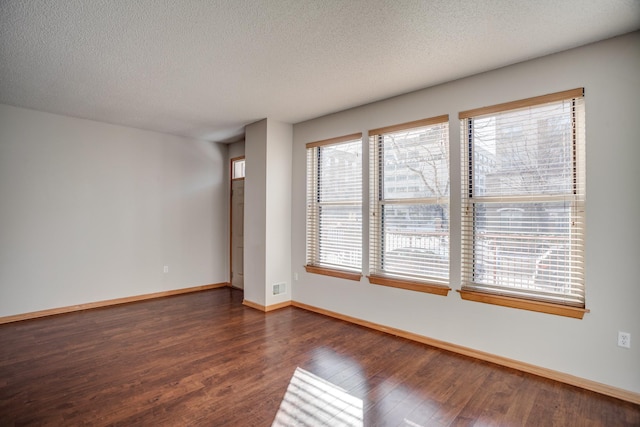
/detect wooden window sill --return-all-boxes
[458,289,589,319]
[304,265,362,281]
[368,275,450,296]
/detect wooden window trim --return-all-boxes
[305,133,363,149]
[458,290,589,319]
[304,265,362,281]
[368,275,450,296]
[459,88,584,119]
[369,115,449,136]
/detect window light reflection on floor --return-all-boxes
[272,367,363,427]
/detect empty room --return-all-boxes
[1,1,639,425]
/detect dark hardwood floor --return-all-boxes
[1,288,638,426]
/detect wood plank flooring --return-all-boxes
[1,288,638,426]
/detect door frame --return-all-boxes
[229,156,245,288]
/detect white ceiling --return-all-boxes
[1,1,639,143]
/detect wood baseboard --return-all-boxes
[291,301,640,405]
[0,283,230,325]
[242,299,292,312]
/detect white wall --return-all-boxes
[0,105,229,317]
[228,140,245,160]
[265,120,292,306]
[244,120,268,305]
[291,32,640,394]
[244,119,293,306]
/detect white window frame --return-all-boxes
[459,88,587,319]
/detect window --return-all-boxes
[459,88,587,318]
[305,133,363,280]
[369,116,451,295]
[231,157,245,179]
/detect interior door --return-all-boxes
[231,179,244,289]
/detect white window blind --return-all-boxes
[306,134,362,275]
[460,89,585,307]
[369,116,450,288]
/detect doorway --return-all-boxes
[230,157,245,289]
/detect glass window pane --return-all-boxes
[232,159,245,179]
[472,201,577,295]
[319,141,361,202]
[380,203,449,280]
[382,124,449,199]
[318,205,362,270]
[473,102,574,197]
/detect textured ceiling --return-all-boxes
[1,1,639,143]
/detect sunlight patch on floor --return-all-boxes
[272,367,363,426]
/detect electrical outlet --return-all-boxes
[163,265,169,273]
[618,331,631,349]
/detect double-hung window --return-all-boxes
[369,116,451,295]
[459,89,587,318]
[305,133,363,280]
